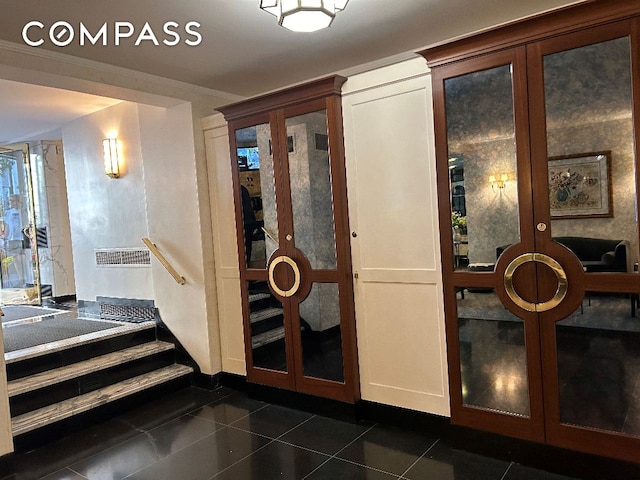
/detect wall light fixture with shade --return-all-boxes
[260,0,349,32]
[489,173,508,191]
[103,137,121,178]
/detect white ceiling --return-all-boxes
[0,0,587,144]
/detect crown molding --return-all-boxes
[0,39,244,105]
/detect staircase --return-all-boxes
[248,282,289,349]
[247,282,310,370]
[5,321,193,449]
[249,290,285,349]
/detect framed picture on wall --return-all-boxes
[548,151,612,219]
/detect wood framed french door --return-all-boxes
[221,77,360,403]
[427,5,640,462]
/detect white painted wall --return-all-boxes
[62,100,221,374]
[62,101,153,301]
[342,58,450,416]
[138,102,221,374]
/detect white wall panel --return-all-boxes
[343,58,450,416]
[359,282,447,410]
[203,115,246,375]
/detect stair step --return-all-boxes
[250,307,283,324]
[252,326,285,349]
[248,292,271,303]
[11,364,194,436]
[8,341,176,398]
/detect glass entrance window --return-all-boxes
[0,145,40,305]
[444,65,520,271]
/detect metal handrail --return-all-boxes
[141,237,186,285]
[261,226,279,243]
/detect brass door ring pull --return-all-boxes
[268,255,301,298]
[504,253,568,312]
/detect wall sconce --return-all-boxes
[489,174,508,191]
[103,137,121,178]
[260,0,349,32]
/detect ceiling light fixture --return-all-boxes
[260,0,349,33]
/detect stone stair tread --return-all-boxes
[250,307,283,324]
[8,340,176,398]
[252,326,285,349]
[4,321,156,365]
[11,364,194,436]
[248,292,271,303]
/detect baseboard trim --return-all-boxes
[191,372,221,390]
[219,372,247,392]
[246,382,358,423]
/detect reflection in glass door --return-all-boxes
[431,16,640,462]
[223,77,359,403]
[284,109,345,384]
[0,144,41,305]
[434,49,546,441]
[533,30,640,455]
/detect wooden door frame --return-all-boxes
[431,48,545,443]
[526,17,640,462]
[220,76,360,403]
[423,0,640,463]
[226,112,296,391]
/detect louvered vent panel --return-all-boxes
[100,303,155,323]
[95,248,151,267]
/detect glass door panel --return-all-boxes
[457,290,530,417]
[234,123,289,374]
[540,33,640,443]
[299,283,344,382]
[556,295,640,437]
[444,64,521,271]
[544,37,636,266]
[0,144,41,305]
[285,110,337,270]
[284,109,345,385]
[442,56,533,427]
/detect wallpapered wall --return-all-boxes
[445,36,637,268]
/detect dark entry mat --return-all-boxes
[3,316,118,353]
[1,305,65,323]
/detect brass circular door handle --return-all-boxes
[268,255,301,298]
[504,253,568,312]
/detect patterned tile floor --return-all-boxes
[0,386,585,480]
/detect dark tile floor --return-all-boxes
[0,386,582,480]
